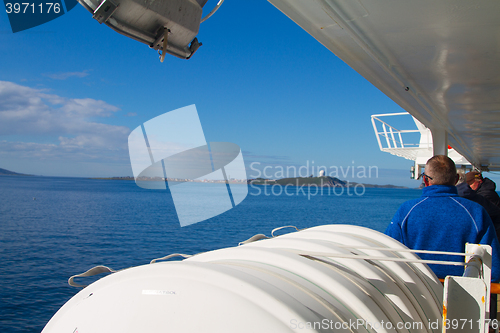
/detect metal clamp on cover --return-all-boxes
[68,265,117,288]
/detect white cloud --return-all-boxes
[0,81,132,175]
[0,140,128,162]
[60,98,119,117]
[44,71,90,80]
[0,80,126,135]
[0,81,124,137]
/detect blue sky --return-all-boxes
[2,0,489,188]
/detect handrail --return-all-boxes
[372,116,402,131]
[372,112,410,117]
[375,129,421,134]
[371,112,432,151]
[286,249,467,266]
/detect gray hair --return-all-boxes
[425,155,457,185]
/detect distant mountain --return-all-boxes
[0,168,29,176]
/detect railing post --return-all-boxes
[389,126,397,148]
[371,116,384,151]
[382,123,391,148]
[442,244,491,333]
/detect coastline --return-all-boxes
[249,176,409,189]
[0,167,412,189]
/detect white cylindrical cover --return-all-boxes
[42,225,443,333]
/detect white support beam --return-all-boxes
[432,128,448,156]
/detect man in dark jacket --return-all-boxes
[466,171,500,208]
[457,180,500,238]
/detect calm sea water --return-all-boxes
[0,175,421,333]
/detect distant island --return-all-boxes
[92,175,407,188]
[249,176,408,189]
[91,176,247,184]
[0,167,31,176]
[91,176,135,180]
[0,168,408,188]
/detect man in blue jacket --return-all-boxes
[385,155,500,282]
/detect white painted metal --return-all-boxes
[442,245,492,333]
[268,0,500,171]
[431,129,448,157]
[443,277,486,333]
[371,113,428,161]
[466,244,492,320]
[371,112,471,178]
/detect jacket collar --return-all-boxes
[422,185,458,197]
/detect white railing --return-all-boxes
[371,112,431,161]
[371,112,426,149]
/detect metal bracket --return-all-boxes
[187,38,202,59]
[157,28,170,63]
[93,0,119,24]
[151,27,167,50]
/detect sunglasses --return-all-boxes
[417,172,433,180]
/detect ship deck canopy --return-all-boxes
[269,0,500,171]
